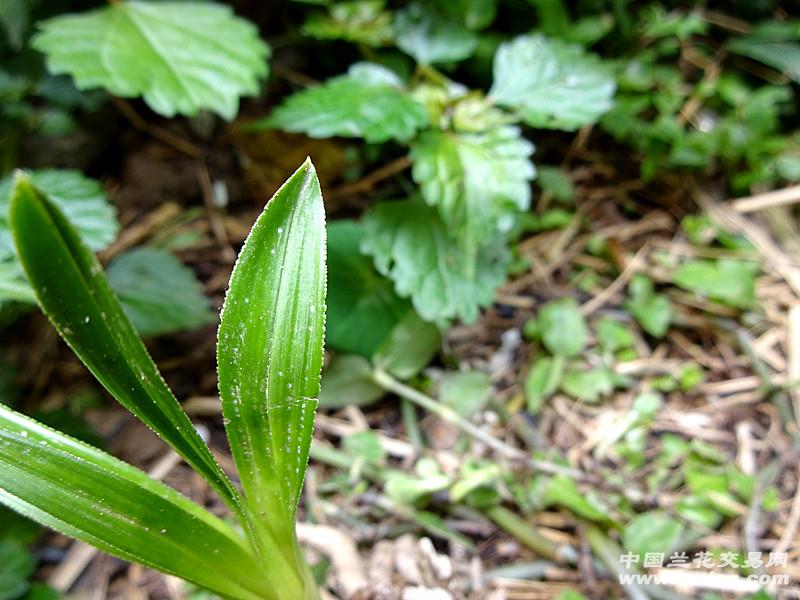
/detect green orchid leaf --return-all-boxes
[32,1,269,119]
[489,34,615,130]
[410,126,535,248]
[260,64,428,143]
[9,173,240,513]
[0,405,272,600]
[106,248,216,337]
[361,198,508,324]
[217,160,325,563]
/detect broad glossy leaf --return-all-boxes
[32,1,269,119]
[106,248,215,337]
[302,0,393,47]
[0,405,272,600]
[9,174,240,512]
[411,127,534,246]
[489,34,615,130]
[217,160,325,537]
[393,3,477,65]
[361,198,508,323]
[261,65,428,143]
[327,220,409,358]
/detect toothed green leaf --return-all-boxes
[410,126,534,247]
[106,248,215,337]
[32,1,269,119]
[489,34,615,130]
[393,3,478,65]
[261,65,428,143]
[362,198,507,324]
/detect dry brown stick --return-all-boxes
[788,304,800,431]
[296,523,368,599]
[774,466,800,556]
[692,183,800,297]
[100,202,183,260]
[112,98,201,158]
[327,156,412,200]
[731,184,800,214]
[677,50,723,126]
[271,63,319,87]
[580,244,648,316]
[701,9,751,33]
[196,162,236,263]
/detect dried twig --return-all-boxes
[731,184,800,214]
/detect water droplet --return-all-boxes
[84,316,90,324]
[160,528,167,534]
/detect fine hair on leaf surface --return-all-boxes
[3,161,327,600]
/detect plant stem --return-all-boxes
[484,505,561,562]
[372,369,591,481]
[372,368,526,460]
[400,397,424,450]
